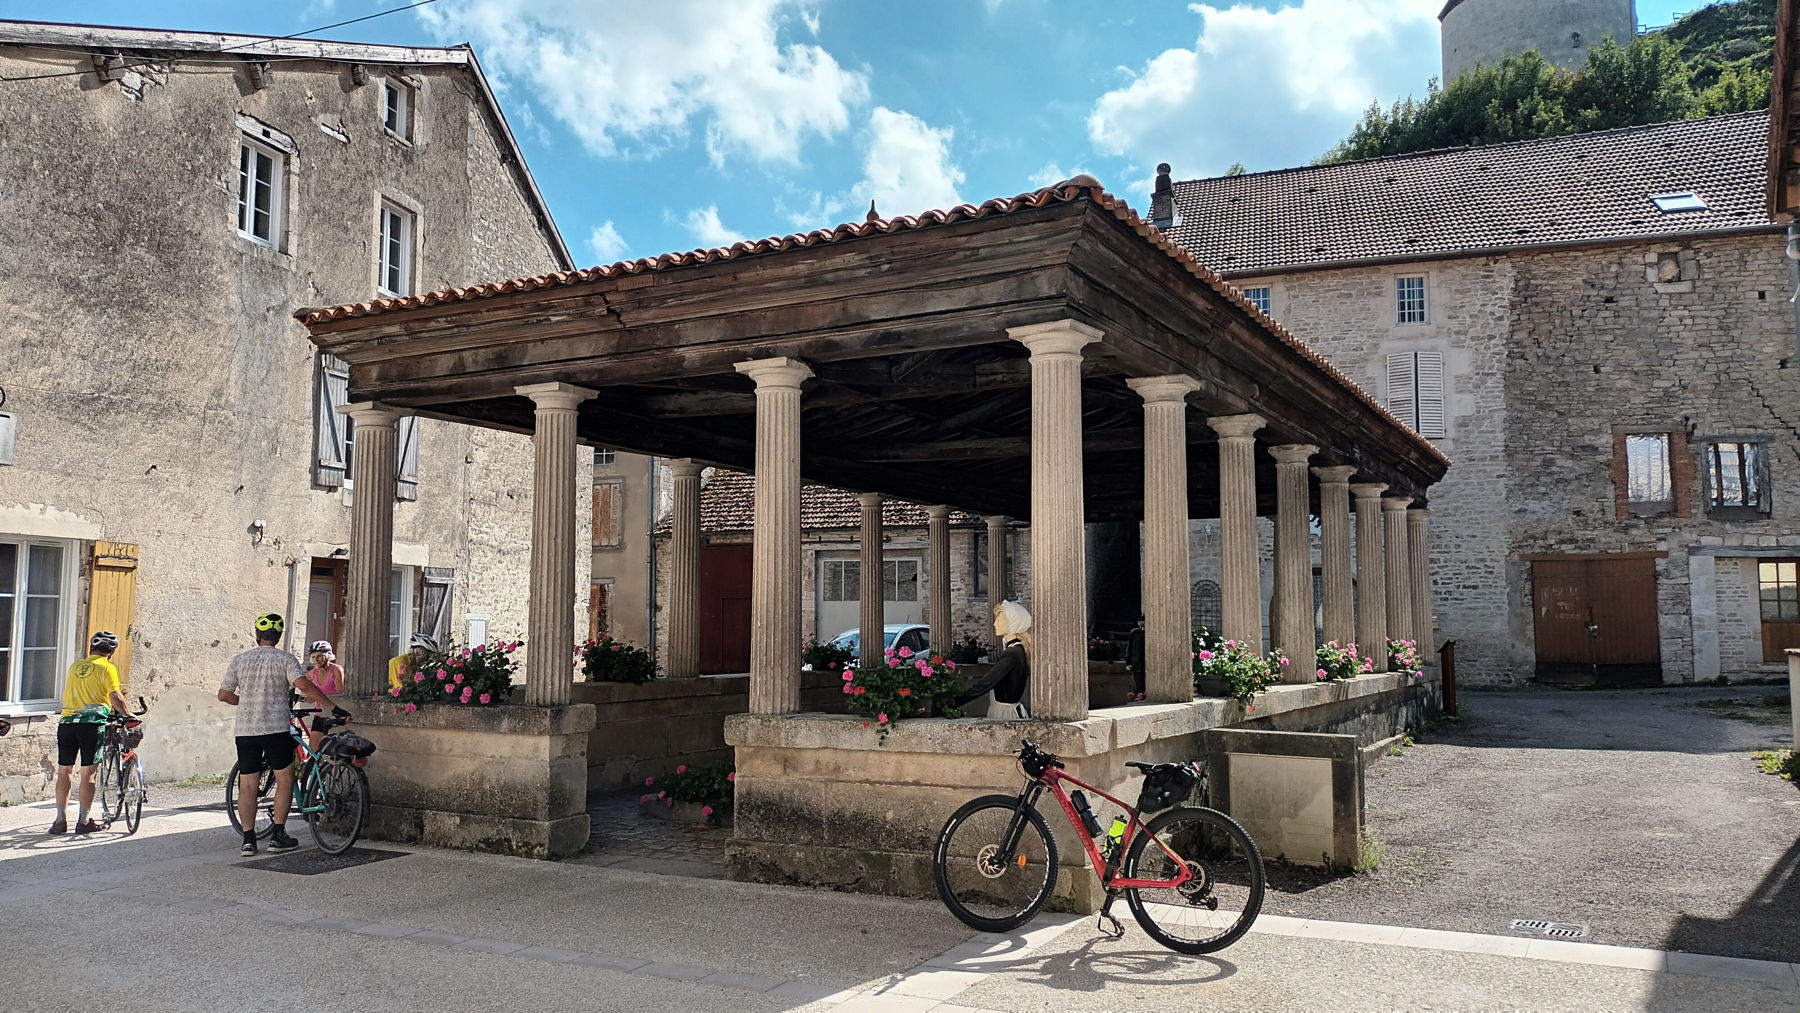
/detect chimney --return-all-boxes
[1150,163,1174,227]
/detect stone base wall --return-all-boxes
[355,702,594,860]
[724,672,1435,912]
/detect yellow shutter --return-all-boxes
[87,542,139,683]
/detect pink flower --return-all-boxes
[414,672,426,683]
[725,772,735,783]
[1362,660,1374,672]
[462,649,473,658]
[437,668,448,679]
[701,806,714,817]
[390,688,402,697]
[883,648,895,658]
[460,688,473,702]
[946,661,957,671]
[1198,650,1214,662]
[644,777,654,786]
[898,646,912,659]
[640,795,650,804]
[1225,640,1237,649]
[842,671,854,682]
[403,703,418,714]
[658,790,666,799]
[676,765,687,775]
[1317,669,1328,678]
[915,659,929,672]
[611,645,620,652]
[444,684,456,694]
[479,693,491,704]
[1279,657,1290,667]
[887,658,900,669]
[454,673,465,684]
[664,798,674,807]
[878,713,889,724]
[842,683,854,694]
[504,643,517,653]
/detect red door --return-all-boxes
[699,544,753,674]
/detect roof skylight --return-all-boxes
[1650,191,1707,214]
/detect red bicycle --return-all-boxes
[931,739,1265,954]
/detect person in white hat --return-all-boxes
[952,600,1033,719]
[304,641,344,754]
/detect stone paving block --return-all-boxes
[695,970,785,993]
[1664,951,1795,984]
[406,930,471,946]
[831,991,941,1012]
[512,945,585,964]
[567,953,650,973]
[1525,939,1666,970]
[766,982,859,1004]
[880,967,988,1001]
[171,897,232,912]
[303,916,367,932]
[453,937,529,955]
[350,922,421,939]
[637,961,714,981]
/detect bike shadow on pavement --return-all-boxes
[909,929,1238,995]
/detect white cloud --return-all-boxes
[682,206,747,248]
[418,0,868,167]
[588,221,628,264]
[1088,0,1441,181]
[854,107,965,219]
[1027,162,1085,189]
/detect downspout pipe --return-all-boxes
[1787,224,1800,361]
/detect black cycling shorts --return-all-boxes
[235,731,296,775]
[55,723,102,767]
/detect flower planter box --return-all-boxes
[1196,674,1230,698]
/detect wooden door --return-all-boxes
[699,544,753,675]
[86,542,139,682]
[1532,556,1661,685]
[1757,559,1800,662]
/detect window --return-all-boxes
[1385,351,1446,439]
[821,560,858,603]
[593,447,617,467]
[972,531,988,599]
[1625,434,1672,507]
[387,567,414,659]
[1396,276,1427,325]
[1758,561,1800,622]
[1650,191,1706,214]
[592,478,623,548]
[377,202,415,297]
[588,581,612,640]
[315,354,353,488]
[0,540,73,709]
[884,559,920,602]
[1243,287,1271,314]
[1703,441,1769,515]
[1191,579,1222,634]
[383,79,414,140]
[236,140,284,246]
[820,559,919,602]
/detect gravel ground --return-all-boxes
[1258,686,1800,962]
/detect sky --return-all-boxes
[2,0,1701,268]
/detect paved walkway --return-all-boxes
[571,790,729,877]
[4,786,1798,1011]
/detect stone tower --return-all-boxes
[1439,0,1636,82]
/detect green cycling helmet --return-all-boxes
[254,613,285,636]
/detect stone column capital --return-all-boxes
[984,514,1008,528]
[1350,482,1390,501]
[733,356,814,390]
[1311,465,1359,484]
[1408,507,1431,524]
[856,491,884,510]
[1207,414,1266,440]
[1008,319,1103,360]
[337,401,404,427]
[514,382,598,412]
[1269,443,1319,465]
[668,458,704,480]
[1126,375,1204,405]
[1382,495,1414,513]
[925,504,951,520]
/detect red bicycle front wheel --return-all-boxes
[932,794,1060,932]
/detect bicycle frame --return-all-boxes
[1016,767,1195,892]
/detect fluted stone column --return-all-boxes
[858,492,884,664]
[1271,444,1318,681]
[339,402,402,699]
[1383,495,1416,650]
[665,459,703,679]
[1010,319,1101,722]
[1351,483,1389,672]
[1208,414,1267,652]
[1408,507,1433,658]
[927,505,951,652]
[516,383,598,706]
[985,514,1008,652]
[1128,376,1202,703]
[734,357,813,714]
[1313,466,1358,648]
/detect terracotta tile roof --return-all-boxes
[297,176,1446,468]
[1166,112,1774,276]
[685,469,984,535]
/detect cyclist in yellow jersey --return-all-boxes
[52,631,128,835]
[387,632,439,692]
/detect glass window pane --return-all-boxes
[27,544,61,595]
[22,648,57,701]
[0,647,10,701]
[0,542,15,593]
[0,594,12,650]
[23,599,58,649]
[1761,562,1780,583]
[1626,435,1670,503]
[389,569,405,657]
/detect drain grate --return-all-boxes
[1509,918,1588,939]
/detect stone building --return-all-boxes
[650,469,1032,672]
[1159,110,1793,687]
[1439,0,1637,81]
[0,21,579,799]
[589,448,656,648]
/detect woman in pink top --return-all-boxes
[305,641,345,754]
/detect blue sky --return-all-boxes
[3,0,1700,268]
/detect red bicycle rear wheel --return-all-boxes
[1122,806,1264,954]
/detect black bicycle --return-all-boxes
[97,697,150,836]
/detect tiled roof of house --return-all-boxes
[688,469,984,535]
[1164,112,1775,276]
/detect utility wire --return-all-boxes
[0,0,444,83]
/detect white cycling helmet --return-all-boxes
[409,633,439,652]
[309,640,334,656]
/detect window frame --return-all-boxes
[377,200,416,297]
[1758,559,1800,622]
[386,566,416,661]
[1702,438,1771,518]
[593,447,617,468]
[1384,349,1447,439]
[1242,286,1272,315]
[1395,275,1428,325]
[971,530,988,600]
[236,137,286,248]
[382,78,415,141]
[1623,432,1674,516]
[0,537,82,712]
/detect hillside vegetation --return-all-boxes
[1321,0,1774,163]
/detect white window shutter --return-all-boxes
[1414,350,1446,438]
[1385,353,1418,432]
[396,415,420,501]
[420,567,454,642]
[315,354,349,487]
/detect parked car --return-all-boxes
[829,623,930,662]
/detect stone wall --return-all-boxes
[0,47,566,801]
[1715,557,1766,675]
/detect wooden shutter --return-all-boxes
[1414,351,1446,438]
[86,542,138,683]
[592,478,622,548]
[419,567,454,644]
[1385,353,1418,431]
[396,415,420,502]
[315,354,350,487]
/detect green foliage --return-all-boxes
[947,629,989,664]
[577,634,656,685]
[1224,161,1248,176]
[1753,749,1799,781]
[392,641,518,708]
[1193,635,1288,707]
[801,634,855,672]
[844,647,966,742]
[1356,829,1386,873]
[640,762,734,824]
[1387,639,1423,678]
[1315,641,1372,682]
[1322,1,1774,163]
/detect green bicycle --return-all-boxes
[96,697,150,836]
[226,707,374,854]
